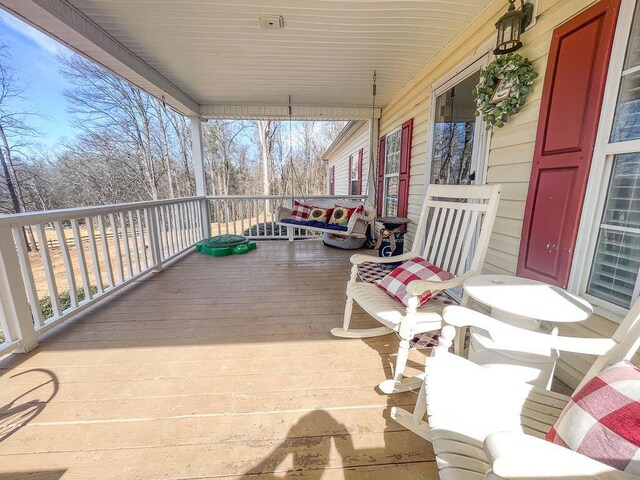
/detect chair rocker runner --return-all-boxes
[391,300,640,480]
[331,183,502,394]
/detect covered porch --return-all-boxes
[0,0,634,478]
[0,241,435,479]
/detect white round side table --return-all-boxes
[463,275,593,389]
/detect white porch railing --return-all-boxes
[0,194,367,358]
[0,197,206,357]
[207,195,367,239]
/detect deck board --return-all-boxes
[0,241,436,479]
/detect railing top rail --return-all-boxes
[0,194,370,228]
[0,196,203,228]
[206,195,368,200]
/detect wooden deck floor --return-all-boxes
[0,241,436,479]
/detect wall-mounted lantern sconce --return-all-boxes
[494,0,535,55]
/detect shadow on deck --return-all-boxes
[0,240,436,479]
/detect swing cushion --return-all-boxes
[329,207,352,226]
[291,201,312,221]
[280,218,348,232]
[546,361,640,475]
[330,205,364,226]
[375,257,454,308]
[308,207,334,223]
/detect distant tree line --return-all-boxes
[0,42,345,218]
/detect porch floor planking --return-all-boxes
[0,240,436,479]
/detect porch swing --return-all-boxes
[275,78,377,242]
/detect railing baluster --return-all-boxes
[188,201,197,243]
[189,201,197,243]
[97,215,115,289]
[263,199,268,237]
[223,200,229,235]
[240,201,245,236]
[137,209,149,270]
[109,213,125,283]
[174,203,183,251]
[179,202,188,247]
[71,219,92,303]
[128,210,141,272]
[12,226,44,327]
[231,201,237,235]
[247,200,253,238]
[215,200,222,237]
[175,203,183,249]
[35,223,61,318]
[53,221,78,309]
[170,204,179,252]
[270,201,276,238]
[256,199,261,237]
[85,216,103,294]
[119,211,133,278]
[167,205,179,255]
[146,207,163,271]
[158,206,168,258]
[186,202,193,244]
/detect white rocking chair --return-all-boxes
[391,301,640,480]
[331,184,502,394]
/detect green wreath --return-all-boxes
[473,53,538,129]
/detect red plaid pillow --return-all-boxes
[291,201,311,221]
[375,257,454,308]
[546,361,640,475]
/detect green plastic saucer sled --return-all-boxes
[195,235,257,257]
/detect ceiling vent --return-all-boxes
[259,15,284,30]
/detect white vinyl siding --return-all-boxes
[376,0,602,389]
[325,123,370,196]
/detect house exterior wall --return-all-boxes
[325,0,613,389]
[326,123,371,196]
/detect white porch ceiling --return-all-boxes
[1,0,495,118]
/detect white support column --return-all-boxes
[0,227,37,352]
[190,116,211,238]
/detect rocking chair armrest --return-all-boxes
[443,306,617,356]
[485,432,636,480]
[349,252,416,265]
[406,271,474,296]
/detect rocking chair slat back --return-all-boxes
[414,184,501,277]
[578,297,640,390]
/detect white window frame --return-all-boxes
[382,127,401,217]
[569,0,640,322]
[350,154,360,195]
[423,46,493,193]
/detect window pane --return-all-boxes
[430,72,480,185]
[611,5,640,142]
[385,177,398,217]
[623,2,640,71]
[587,154,640,308]
[350,179,359,195]
[611,71,640,142]
[385,131,400,175]
[351,159,358,180]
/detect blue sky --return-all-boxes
[0,9,75,148]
